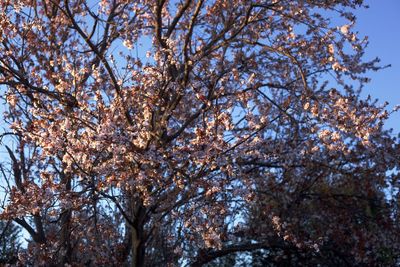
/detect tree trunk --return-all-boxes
[60,170,72,264]
[60,209,72,264]
[129,197,147,267]
[131,225,145,267]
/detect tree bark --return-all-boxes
[130,198,147,267]
[131,225,145,267]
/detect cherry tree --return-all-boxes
[0,0,399,266]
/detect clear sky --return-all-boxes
[354,0,400,132]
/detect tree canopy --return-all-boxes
[0,0,399,266]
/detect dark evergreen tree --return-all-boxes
[0,220,21,265]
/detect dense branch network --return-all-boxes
[0,0,399,266]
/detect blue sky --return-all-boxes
[354,0,400,132]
